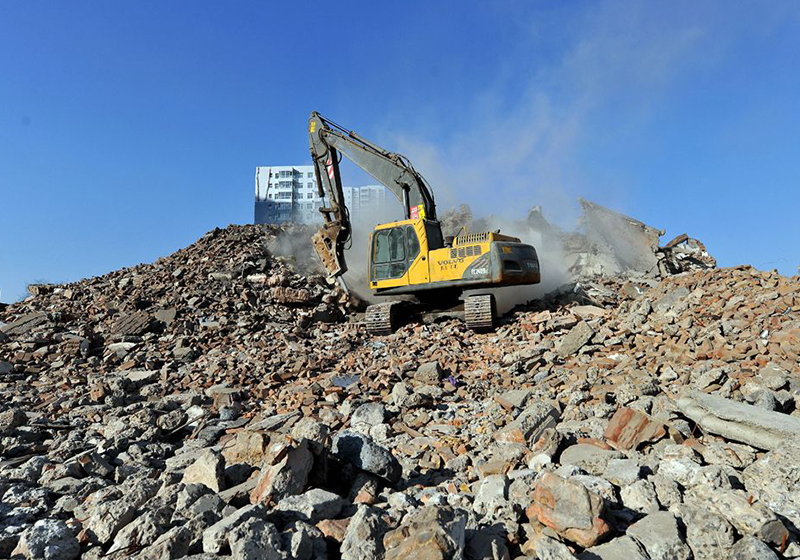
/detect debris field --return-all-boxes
[2,217,800,560]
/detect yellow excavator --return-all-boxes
[308,111,541,334]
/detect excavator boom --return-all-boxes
[308,111,437,278]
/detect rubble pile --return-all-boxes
[441,198,716,281]
[2,223,800,560]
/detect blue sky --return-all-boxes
[1,1,800,301]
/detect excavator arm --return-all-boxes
[308,111,437,278]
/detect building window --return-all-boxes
[307,172,313,178]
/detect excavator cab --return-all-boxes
[368,219,430,290]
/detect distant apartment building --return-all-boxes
[254,165,321,224]
[254,165,393,226]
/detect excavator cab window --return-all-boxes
[372,227,409,280]
[406,226,420,260]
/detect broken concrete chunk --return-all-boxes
[603,407,666,451]
[12,519,80,560]
[729,536,779,560]
[626,511,691,560]
[556,321,594,357]
[340,505,389,560]
[743,440,800,530]
[527,472,610,548]
[559,444,623,476]
[0,312,48,335]
[227,517,283,560]
[274,488,346,524]
[331,430,401,484]
[685,486,788,546]
[578,536,649,560]
[250,439,313,505]
[181,448,226,493]
[676,503,736,560]
[677,390,800,450]
[414,361,442,384]
[383,506,466,560]
[221,430,270,467]
[202,504,265,554]
[494,402,560,447]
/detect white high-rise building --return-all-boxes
[254,165,323,224]
[254,166,394,226]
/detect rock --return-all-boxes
[228,517,283,560]
[559,444,623,476]
[652,474,682,508]
[556,321,594,356]
[758,362,788,390]
[274,488,346,523]
[0,361,13,374]
[282,520,321,560]
[494,402,560,447]
[473,474,509,517]
[107,507,171,555]
[202,504,265,554]
[182,449,226,492]
[701,440,757,469]
[677,390,800,450]
[578,535,649,560]
[533,535,578,559]
[0,408,27,435]
[1,311,48,335]
[221,430,270,466]
[290,418,330,456]
[626,511,691,560]
[602,458,641,486]
[414,361,442,384]
[126,369,159,386]
[620,478,659,513]
[383,506,467,560]
[465,528,511,560]
[331,430,401,483]
[350,403,388,432]
[493,389,533,411]
[730,536,779,560]
[250,439,313,504]
[527,473,611,548]
[603,407,666,451]
[83,498,136,544]
[155,308,177,325]
[341,505,388,560]
[685,486,788,546]
[113,311,155,336]
[135,525,191,559]
[676,503,735,560]
[742,440,800,529]
[12,519,79,560]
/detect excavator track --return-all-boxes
[464,294,496,331]
[365,302,403,335]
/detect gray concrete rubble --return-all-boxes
[677,390,800,449]
[1,221,799,559]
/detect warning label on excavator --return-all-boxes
[410,204,426,220]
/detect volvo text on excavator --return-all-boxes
[308,111,541,334]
